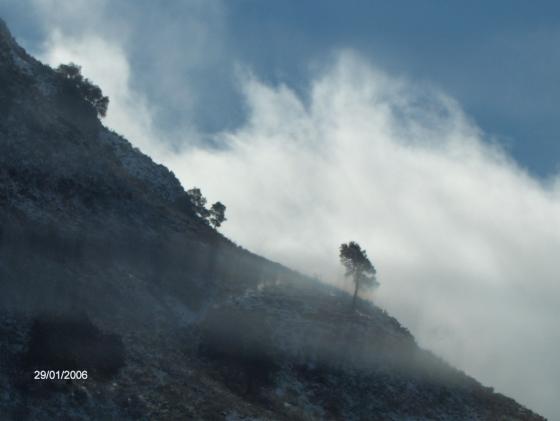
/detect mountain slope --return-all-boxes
[0,18,546,420]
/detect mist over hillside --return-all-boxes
[0,18,549,420]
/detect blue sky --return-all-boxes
[1,0,559,176]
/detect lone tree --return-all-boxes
[56,63,109,117]
[209,201,226,228]
[339,241,378,309]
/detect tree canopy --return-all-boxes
[56,63,109,118]
[187,188,210,219]
[186,188,227,229]
[209,201,227,228]
[339,241,378,309]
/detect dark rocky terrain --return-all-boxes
[0,18,547,420]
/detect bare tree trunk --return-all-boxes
[352,274,360,310]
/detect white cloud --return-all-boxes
[171,52,560,419]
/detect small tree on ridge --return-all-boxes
[339,241,378,310]
[209,201,226,228]
[56,63,109,118]
[186,188,227,229]
[187,188,210,219]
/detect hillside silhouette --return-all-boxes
[0,18,546,420]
